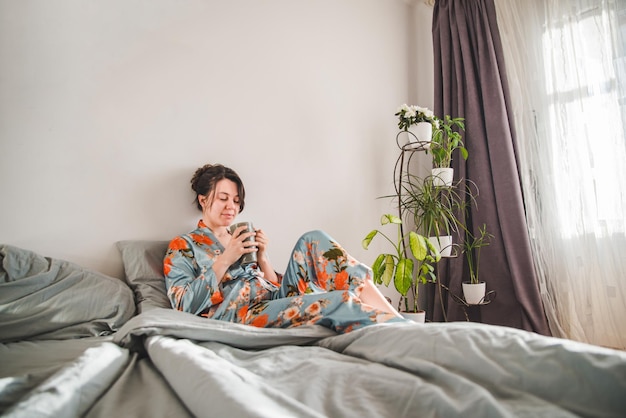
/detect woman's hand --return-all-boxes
[254,228,278,283]
[221,225,258,267]
[255,228,269,261]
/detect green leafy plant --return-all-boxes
[399,174,468,239]
[395,104,439,131]
[463,223,494,284]
[362,214,440,313]
[430,115,468,168]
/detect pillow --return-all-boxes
[116,240,172,313]
[0,244,136,342]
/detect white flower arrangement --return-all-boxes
[395,104,440,131]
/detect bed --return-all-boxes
[1,242,625,418]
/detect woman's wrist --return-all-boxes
[212,256,230,283]
[257,254,278,282]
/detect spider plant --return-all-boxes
[399,174,466,239]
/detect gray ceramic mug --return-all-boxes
[229,221,257,265]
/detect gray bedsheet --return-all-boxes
[0,338,128,417]
[3,308,626,417]
[103,309,626,418]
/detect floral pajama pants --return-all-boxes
[229,230,404,333]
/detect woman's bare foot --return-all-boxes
[359,280,402,318]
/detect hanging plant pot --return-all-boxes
[401,311,426,323]
[407,122,432,149]
[428,235,453,257]
[432,167,454,187]
[462,281,487,305]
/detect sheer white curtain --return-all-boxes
[494,0,626,349]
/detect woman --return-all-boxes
[163,163,405,333]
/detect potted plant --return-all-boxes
[362,214,441,321]
[395,104,440,148]
[429,115,468,187]
[461,223,494,304]
[398,174,468,257]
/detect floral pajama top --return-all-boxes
[163,220,404,334]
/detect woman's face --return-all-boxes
[199,178,241,230]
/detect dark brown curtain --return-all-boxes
[429,0,550,335]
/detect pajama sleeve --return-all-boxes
[163,236,224,315]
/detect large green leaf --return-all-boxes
[408,231,427,261]
[362,230,378,249]
[371,253,387,284]
[381,255,395,287]
[418,261,436,284]
[393,257,414,296]
[425,237,442,262]
[381,214,402,225]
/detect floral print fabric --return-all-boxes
[163,221,404,333]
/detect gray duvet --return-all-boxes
[102,309,625,418]
[2,244,626,418]
[0,244,135,342]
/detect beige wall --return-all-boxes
[0,0,434,296]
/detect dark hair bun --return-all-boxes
[191,163,218,194]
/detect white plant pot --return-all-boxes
[432,167,454,187]
[428,235,453,257]
[407,122,432,149]
[462,282,487,305]
[401,311,426,323]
